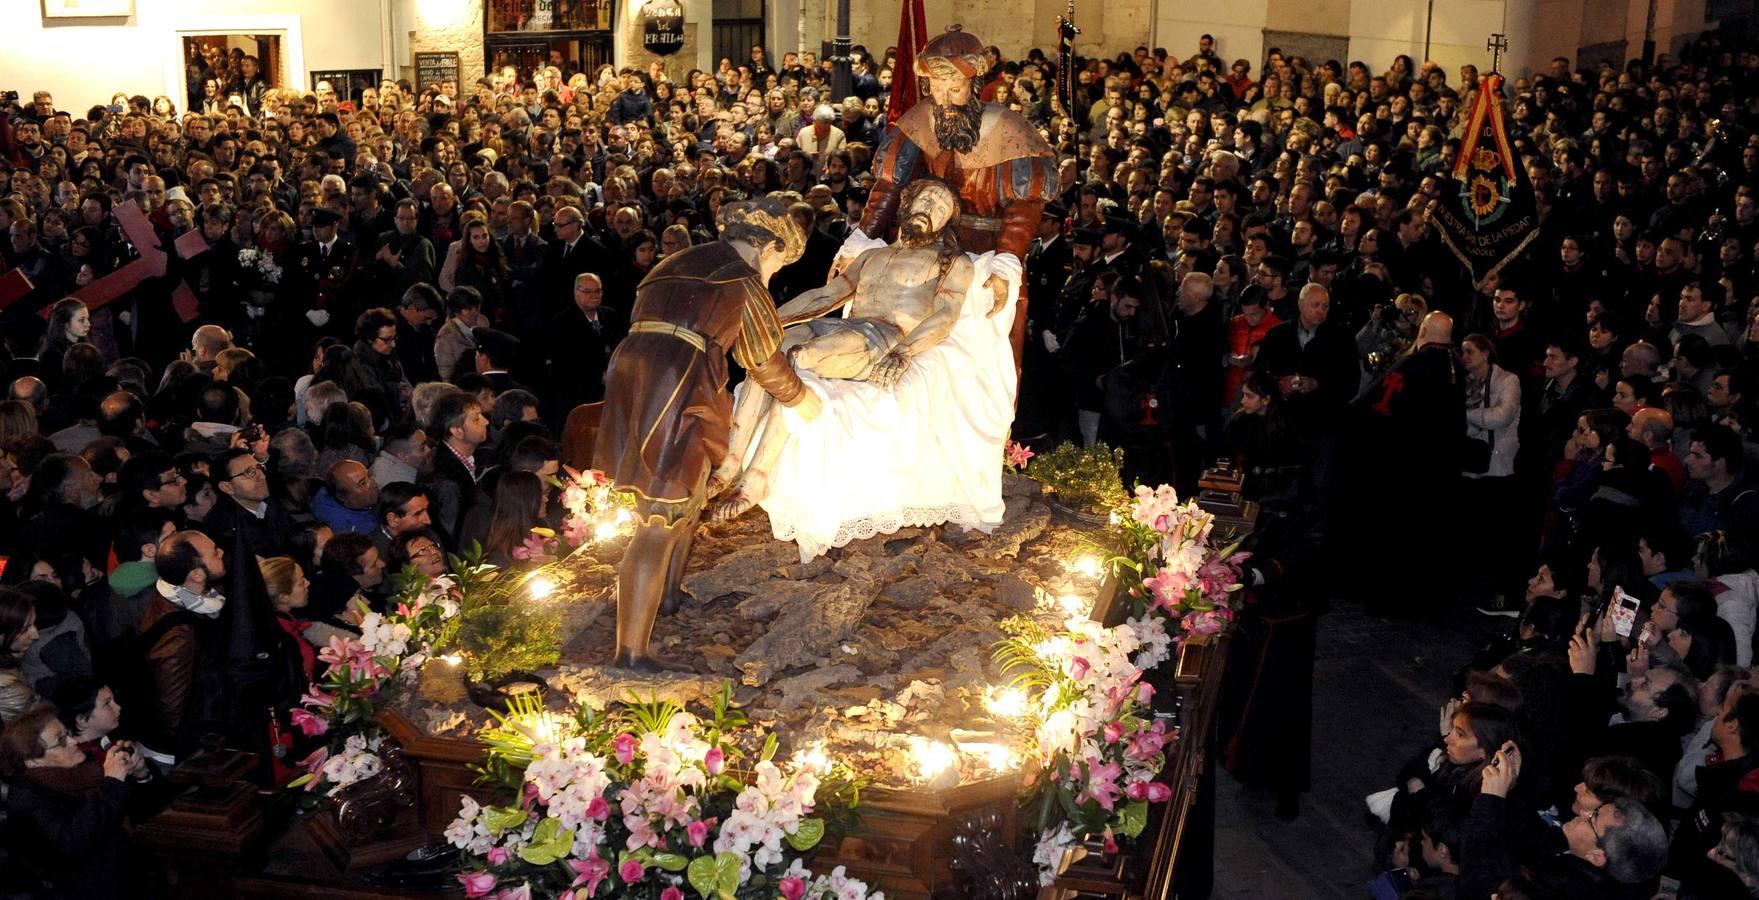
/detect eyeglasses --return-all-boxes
[159,473,187,487]
[1586,805,1607,850]
[226,463,265,481]
[45,728,76,751]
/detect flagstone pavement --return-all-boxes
[1210,599,1506,898]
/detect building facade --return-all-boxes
[0,0,1733,110]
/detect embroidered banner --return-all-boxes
[1432,73,1540,282]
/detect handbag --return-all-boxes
[1461,373,1494,474]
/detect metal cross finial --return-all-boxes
[1487,33,1509,74]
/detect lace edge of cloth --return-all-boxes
[771,504,999,562]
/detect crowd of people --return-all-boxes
[0,17,1757,899]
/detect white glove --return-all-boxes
[305,309,332,327]
[1042,330,1061,353]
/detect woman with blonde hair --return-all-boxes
[260,557,316,681]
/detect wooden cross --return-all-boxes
[64,200,202,323]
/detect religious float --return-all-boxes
[131,22,1259,898]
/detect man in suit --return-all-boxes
[1253,283,1359,513]
[545,273,627,424]
[420,390,490,548]
[538,205,606,321]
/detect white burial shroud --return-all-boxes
[755,250,1023,562]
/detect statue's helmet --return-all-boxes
[915,25,986,81]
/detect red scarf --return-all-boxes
[276,612,316,679]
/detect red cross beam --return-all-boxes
[62,200,202,322]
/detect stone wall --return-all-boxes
[402,0,485,88]
[613,0,714,81]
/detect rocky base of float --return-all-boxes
[392,473,1103,788]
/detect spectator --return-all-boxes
[311,458,380,534]
[0,703,142,899]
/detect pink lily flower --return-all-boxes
[1080,761,1123,811]
[289,708,328,737]
[1103,720,1125,744]
[1068,657,1091,681]
[568,850,610,897]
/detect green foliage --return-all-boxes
[1028,441,1127,514]
[454,589,564,683]
[621,690,685,735]
[687,851,744,899]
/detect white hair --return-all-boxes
[812,104,836,123]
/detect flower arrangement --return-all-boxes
[1025,442,1127,515]
[236,245,284,285]
[516,529,563,563]
[289,567,465,797]
[446,687,877,900]
[558,467,636,548]
[1111,485,1248,648]
[990,483,1245,884]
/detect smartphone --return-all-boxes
[1611,587,1642,639]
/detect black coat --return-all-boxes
[200,495,296,558]
[545,305,628,416]
[3,766,130,900]
[538,236,611,319]
[1252,319,1360,437]
[421,445,486,550]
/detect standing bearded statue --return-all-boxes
[838,25,1058,366]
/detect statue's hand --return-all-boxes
[984,274,1010,317]
[871,350,910,388]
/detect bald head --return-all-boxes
[192,324,233,362]
[328,459,379,510]
[1178,272,1214,313]
[1417,311,1454,346]
[1622,342,1661,378]
[7,376,46,409]
[1629,407,1674,448]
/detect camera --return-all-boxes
[1375,302,1403,327]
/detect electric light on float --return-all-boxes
[791,741,832,775]
[525,574,557,600]
[983,685,1030,720]
[908,736,959,787]
[956,741,1019,772]
[507,706,566,746]
[1069,554,1103,579]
